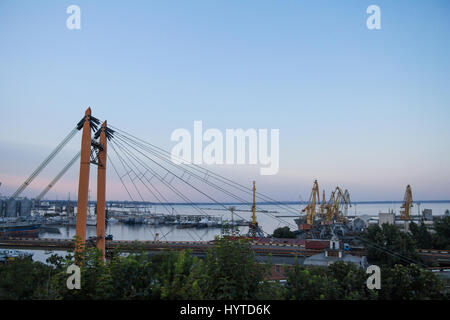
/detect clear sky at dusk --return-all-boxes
[0,0,449,201]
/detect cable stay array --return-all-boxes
[11,127,79,199]
[11,113,101,200]
[6,110,432,270]
[109,126,301,227]
[35,151,81,201]
[111,126,303,212]
[108,133,259,240]
[103,124,305,240]
[5,116,347,242]
[7,109,432,269]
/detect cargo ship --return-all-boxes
[0,222,41,238]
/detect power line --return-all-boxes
[112,129,298,231]
[110,126,304,214]
[11,127,79,198]
[110,138,204,241]
[111,133,267,237]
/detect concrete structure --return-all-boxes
[379,211,395,226]
[303,236,367,269]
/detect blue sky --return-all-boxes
[0,0,449,201]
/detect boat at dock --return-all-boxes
[0,222,41,238]
[0,249,33,262]
[177,221,196,229]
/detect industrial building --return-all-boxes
[0,198,32,218]
[303,236,368,269]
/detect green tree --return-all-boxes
[273,226,296,239]
[379,264,445,300]
[195,236,268,299]
[0,256,56,300]
[363,224,421,267]
[409,221,433,249]
[284,265,339,300]
[152,250,199,300]
[105,251,156,299]
[432,216,450,249]
[47,246,109,300]
[256,280,285,300]
[327,261,377,300]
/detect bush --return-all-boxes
[273,226,296,238]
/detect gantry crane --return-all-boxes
[334,188,351,223]
[319,190,327,218]
[325,189,337,222]
[248,181,264,238]
[324,187,351,223]
[301,180,321,227]
[400,185,413,221]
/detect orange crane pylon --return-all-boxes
[75,108,92,259]
[96,121,107,260]
[75,108,108,263]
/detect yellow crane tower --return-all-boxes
[248,181,264,238]
[319,189,327,218]
[335,188,351,223]
[301,180,321,227]
[324,187,351,223]
[400,185,413,221]
[325,189,337,222]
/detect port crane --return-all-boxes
[325,188,337,222]
[301,180,321,228]
[204,181,265,238]
[334,188,351,223]
[248,181,264,238]
[318,190,327,218]
[296,184,349,226]
[400,185,413,221]
[323,187,350,223]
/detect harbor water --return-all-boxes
[10,202,450,263]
